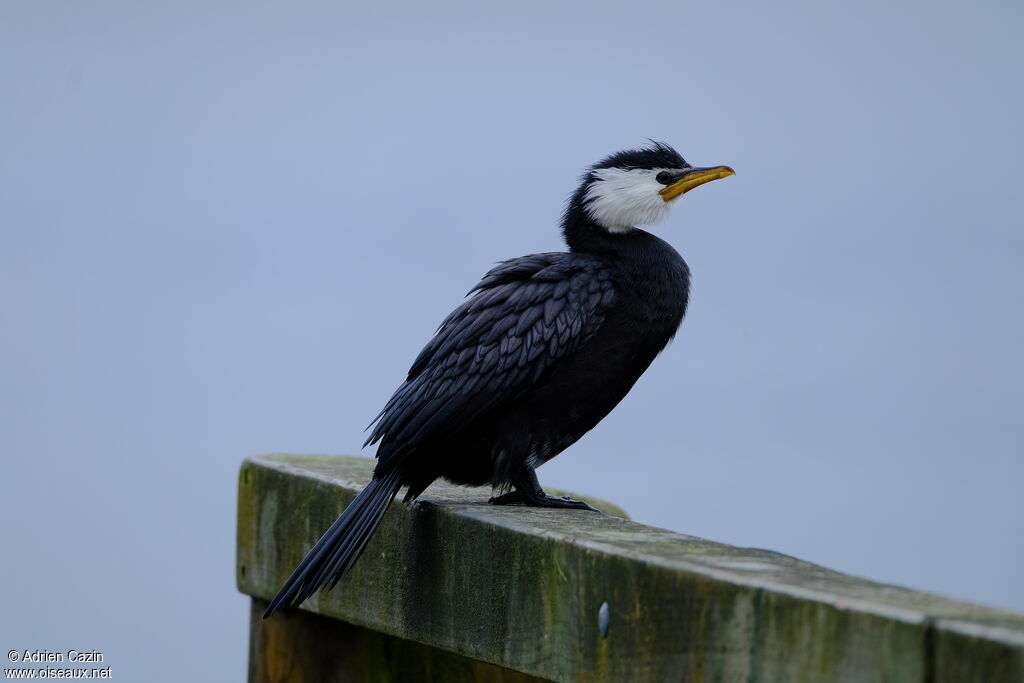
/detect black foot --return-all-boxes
[489,490,599,512]
[488,464,600,512]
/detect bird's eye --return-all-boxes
[655,171,674,185]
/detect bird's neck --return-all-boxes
[561,192,690,317]
[560,192,636,254]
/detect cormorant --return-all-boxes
[263,142,734,618]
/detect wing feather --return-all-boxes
[366,253,616,470]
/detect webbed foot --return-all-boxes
[488,468,600,512]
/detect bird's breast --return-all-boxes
[610,234,691,337]
[515,241,691,464]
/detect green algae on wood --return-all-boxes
[237,454,1024,683]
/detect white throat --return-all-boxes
[583,167,675,233]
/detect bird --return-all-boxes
[263,142,734,618]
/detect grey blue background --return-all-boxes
[2,1,1022,680]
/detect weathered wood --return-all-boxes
[237,454,1024,682]
[247,598,547,682]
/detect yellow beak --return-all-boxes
[659,166,735,202]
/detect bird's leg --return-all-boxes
[489,466,599,512]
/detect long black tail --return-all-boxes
[263,468,402,618]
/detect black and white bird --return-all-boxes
[264,142,734,618]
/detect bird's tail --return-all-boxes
[262,468,402,619]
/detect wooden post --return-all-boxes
[238,455,1024,682]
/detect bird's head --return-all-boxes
[562,142,734,248]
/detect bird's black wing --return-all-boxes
[365,252,616,471]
